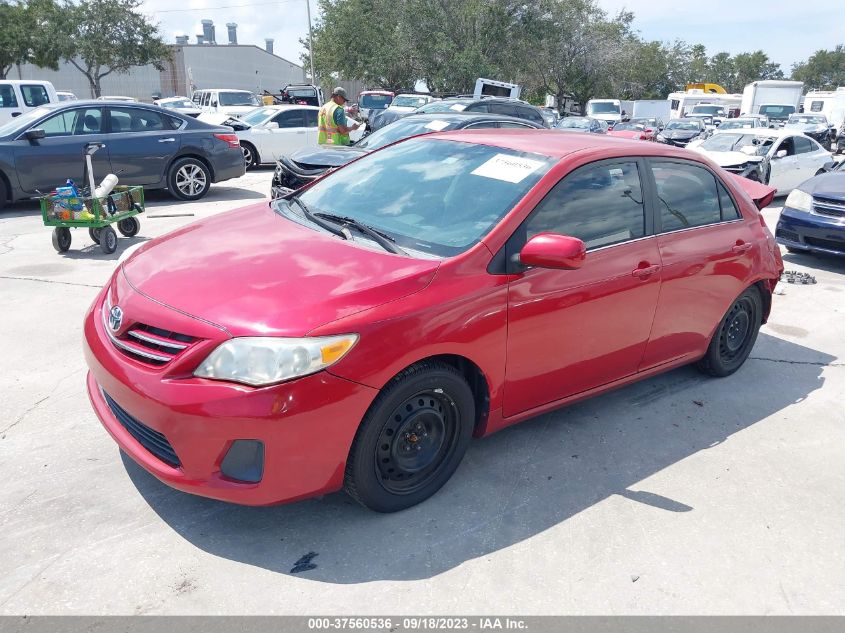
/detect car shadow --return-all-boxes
[59,235,151,261]
[122,332,832,584]
[782,251,845,275]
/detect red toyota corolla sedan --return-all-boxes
[84,130,783,512]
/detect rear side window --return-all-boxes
[108,107,171,133]
[498,121,533,129]
[488,103,517,117]
[518,106,544,125]
[717,182,741,220]
[21,84,49,107]
[523,160,646,250]
[0,85,19,108]
[304,109,318,127]
[653,161,721,231]
[794,136,815,154]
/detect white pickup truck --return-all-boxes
[0,80,60,125]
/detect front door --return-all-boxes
[768,136,802,192]
[13,106,111,194]
[503,159,662,417]
[265,108,313,159]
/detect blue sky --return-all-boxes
[140,0,841,75]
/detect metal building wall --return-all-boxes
[182,45,305,96]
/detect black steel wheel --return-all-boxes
[344,361,475,512]
[99,225,117,254]
[117,217,140,237]
[696,286,762,377]
[88,227,101,244]
[52,227,71,252]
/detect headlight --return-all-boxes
[784,189,812,213]
[656,134,666,141]
[194,334,358,386]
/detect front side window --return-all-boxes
[0,85,19,108]
[653,161,721,232]
[241,107,278,126]
[521,161,646,250]
[304,109,318,127]
[292,138,554,257]
[39,110,76,137]
[21,84,49,107]
[273,110,306,128]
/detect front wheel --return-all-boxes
[99,226,117,254]
[52,227,71,252]
[696,286,762,377]
[344,361,475,512]
[88,227,101,244]
[117,217,140,237]
[241,142,259,169]
[168,157,211,201]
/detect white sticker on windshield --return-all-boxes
[449,103,467,112]
[471,153,545,183]
[424,120,450,131]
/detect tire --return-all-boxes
[117,217,140,237]
[786,246,809,254]
[696,286,763,378]
[99,225,117,254]
[51,227,71,252]
[344,361,475,512]
[88,227,102,244]
[241,142,259,169]
[168,157,211,201]
[0,176,7,211]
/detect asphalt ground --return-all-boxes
[1,167,843,614]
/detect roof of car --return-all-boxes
[428,128,694,159]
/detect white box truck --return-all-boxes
[803,88,845,132]
[632,100,671,122]
[740,80,804,125]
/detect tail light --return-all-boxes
[214,133,240,149]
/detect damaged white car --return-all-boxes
[690,128,832,193]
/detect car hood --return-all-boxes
[690,148,763,167]
[220,105,259,116]
[121,204,439,337]
[798,172,845,197]
[288,145,367,168]
[662,129,700,139]
[608,130,642,139]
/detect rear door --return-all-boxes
[503,159,661,416]
[104,106,182,186]
[793,135,827,185]
[13,106,111,194]
[639,159,757,369]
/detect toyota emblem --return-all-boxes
[109,306,123,332]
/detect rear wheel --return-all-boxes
[99,226,117,254]
[0,177,7,211]
[696,286,762,377]
[344,361,475,512]
[88,227,101,244]
[168,157,211,201]
[52,227,71,252]
[117,217,140,237]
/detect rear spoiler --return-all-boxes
[729,173,776,210]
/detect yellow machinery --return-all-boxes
[685,83,728,94]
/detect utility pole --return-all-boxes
[306,0,316,86]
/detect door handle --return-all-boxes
[632,264,660,278]
[732,242,752,254]
[158,137,176,143]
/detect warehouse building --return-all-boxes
[9,21,316,102]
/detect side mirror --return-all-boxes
[24,128,45,141]
[775,149,787,159]
[519,233,586,270]
[264,121,279,129]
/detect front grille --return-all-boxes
[804,236,845,253]
[812,196,845,220]
[103,391,181,468]
[103,303,198,366]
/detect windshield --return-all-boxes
[557,118,590,129]
[701,133,774,155]
[759,105,795,119]
[392,96,428,108]
[719,119,755,129]
[692,105,724,116]
[0,106,53,136]
[219,91,260,107]
[356,117,458,150]
[162,99,194,109]
[288,88,316,98]
[360,94,392,109]
[612,122,644,131]
[239,107,277,125]
[292,138,553,257]
[588,102,620,114]
[787,115,826,125]
[418,100,471,113]
[664,120,701,131]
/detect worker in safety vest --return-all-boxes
[318,87,360,145]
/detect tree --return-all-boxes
[792,45,845,91]
[0,0,65,78]
[732,51,782,92]
[59,0,170,98]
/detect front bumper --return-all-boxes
[271,158,327,197]
[775,206,845,256]
[83,282,378,505]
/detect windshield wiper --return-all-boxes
[313,212,408,256]
[289,197,350,240]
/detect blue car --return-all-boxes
[776,161,845,256]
